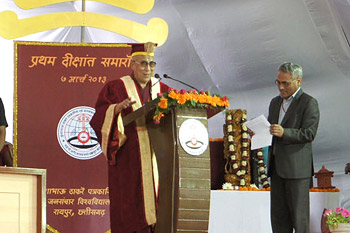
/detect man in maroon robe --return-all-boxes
[90,43,169,233]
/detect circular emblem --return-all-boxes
[57,106,102,160]
[179,119,209,156]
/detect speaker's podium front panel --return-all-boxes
[150,107,211,233]
[176,108,211,233]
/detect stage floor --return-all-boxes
[209,190,341,233]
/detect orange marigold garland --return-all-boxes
[153,88,229,124]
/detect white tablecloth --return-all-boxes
[209,190,341,233]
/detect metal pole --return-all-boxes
[81,0,86,43]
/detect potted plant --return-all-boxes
[323,207,350,232]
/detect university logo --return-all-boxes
[57,106,102,160]
[178,119,209,156]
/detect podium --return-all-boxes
[124,100,222,233]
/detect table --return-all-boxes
[209,190,341,233]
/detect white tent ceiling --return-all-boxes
[1,0,349,207]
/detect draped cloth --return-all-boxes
[90,76,169,233]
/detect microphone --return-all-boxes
[152,73,162,87]
[163,74,199,92]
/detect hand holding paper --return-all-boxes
[245,115,272,150]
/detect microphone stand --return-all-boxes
[163,74,199,92]
[152,74,162,87]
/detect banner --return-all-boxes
[15,42,133,233]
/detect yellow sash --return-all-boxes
[120,75,159,225]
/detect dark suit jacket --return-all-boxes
[267,89,320,179]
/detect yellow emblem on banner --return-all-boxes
[0,0,168,46]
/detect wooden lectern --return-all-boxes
[124,100,222,233]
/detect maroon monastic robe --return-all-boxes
[90,75,169,233]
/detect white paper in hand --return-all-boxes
[245,115,272,150]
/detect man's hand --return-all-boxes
[270,124,284,137]
[115,98,136,113]
[247,128,255,137]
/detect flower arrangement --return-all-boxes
[310,187,340,192]
[221,182,270,191]
[323,207,350,229]
[222,182,235,190]
[231,114,250,186]
[153,88,229,124]
[224,109,269,188]
[224,109,251,186]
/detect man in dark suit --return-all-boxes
[267,62,320,233]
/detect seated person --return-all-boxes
[0,98,11,166]
[0,142,13,166]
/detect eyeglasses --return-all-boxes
[133,60,157,68]
[275,79,294,86]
